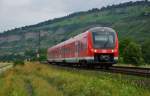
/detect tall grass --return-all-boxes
[0,62,149,96]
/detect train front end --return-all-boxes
[88,27,119,65]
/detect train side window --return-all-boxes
[79,42,81,52]
[75,41,79,56]
[81,42,83,51]
[82,36,87,50]
[78,42,80,52]
[62,48,64,57]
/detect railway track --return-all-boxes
[41,61,150,77]
[108,66,150,77]
[79,65,150,77]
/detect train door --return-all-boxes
[75,41,79,58]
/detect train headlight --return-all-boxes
[94,50,97,53]
[112,49,114,52]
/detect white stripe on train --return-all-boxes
[48,56,118,62]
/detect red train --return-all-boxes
[47,27,119,67]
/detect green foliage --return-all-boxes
[119,38,133,56]
[123,41,144,65]
[118,56,124,63]
[24,50,37,61]
[24,48,47,61]
[13,60,25,66]
[0,54,25,62]
[141,40,150,64]
[39,48,47,61]
[119,38,133,63]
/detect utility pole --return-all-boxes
[37,31,41,61]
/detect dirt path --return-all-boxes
[0,63,13,73]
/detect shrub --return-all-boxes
[13,60,25,67]
[119,38,133,57]
[118,56,124,63]
[142,40,150,64]
[123,42,144,66]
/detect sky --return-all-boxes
[0,0,141,32]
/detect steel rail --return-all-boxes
[42,61,150,77]
[108,66,150,77]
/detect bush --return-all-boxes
[118,56,124,63]
[119,38,133,57]
[123,42,144,66]
[142,40,150,64]
[13,60,25,67]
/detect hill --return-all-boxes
[0,1,150,60]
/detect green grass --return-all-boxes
[0,62,149,96]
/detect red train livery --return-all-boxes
[47,27,119,66]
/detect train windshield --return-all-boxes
[92,31,115,49]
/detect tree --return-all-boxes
[24,50,37,61]
[119,38,133,63]
[142,40,150,64]
[39,48,47,61]
[119,38,132,56]
[123,42,143,65]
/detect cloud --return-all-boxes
[0,0,140,32]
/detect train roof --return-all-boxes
[48,27,116,51]
[88,27,115,33]
[48,31,88,50]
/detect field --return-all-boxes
[0,62,150,96]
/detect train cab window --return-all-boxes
[92,31,115,49]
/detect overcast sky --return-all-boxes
[0,0,141,32]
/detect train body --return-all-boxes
[47,27,119,67]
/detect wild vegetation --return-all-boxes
[0,1,150,65]
[0,62,149,96]
[119,38,146,65]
